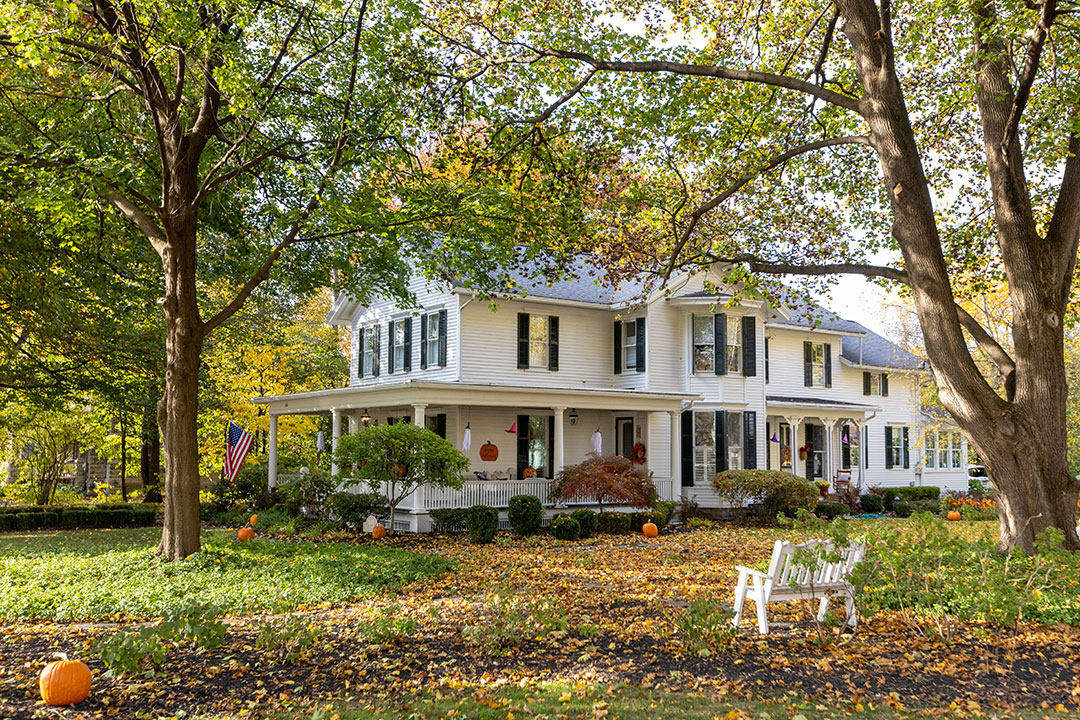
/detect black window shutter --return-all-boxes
[388,322,396,374]
[517,313,530,369]
[547,415,555,477]
[885,426,894,469]
[613,321,622,374]
[882,373,889,396]
[404,318,413,372]
[865,425,870,468]
[387,417,394,425]
[824,343,832,387]
[764,338,770,383]
[435,413,446,439]
[357,326,365,378]
[420,314,428,369]
[842,425,852,468]
[548,316,559,371]
[744,411,757,469]
[863,371,871,395]
[516,414,530,478]
[742,316,756,376]
[438,309,448,367]
[635,317,646,372]
[903,426,910,468]
[803,341,813,386]
[714,314,727,375]
[372,325,380,377]
[681,411,693,486]
[715,410,727,472]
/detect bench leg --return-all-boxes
[816,596,830,623]
[751,576,769,635]
[844,593,857,627]
[731,571,748,628]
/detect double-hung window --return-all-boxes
[623,321,637,369]
[926,432,938,468]
[841,424,860,469]
[925,430,964,470]
[810,343,826,386]
[693,411,716,484]
[885,425,909,468]
[725,411,743,470]
[950,431,963,468]
[863,371,889,396]
[362,326,378,376]
[425,311,441,367]
[530,315,549,367]
[693,316,715,373]
[390,319,407,372]
[726,317,741,374]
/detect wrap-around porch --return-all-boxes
[256,381,698,530]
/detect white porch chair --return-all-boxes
[731,538,866,635]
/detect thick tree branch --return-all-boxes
[102,189,166,253]
[662,135,873,280]
[1002,0,1058,152]
[535,48,863,112]
[1047,128,1080,304]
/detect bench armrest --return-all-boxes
[734,566,769,580]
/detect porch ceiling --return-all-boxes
[254,380,700,416]
[766,395,881,415]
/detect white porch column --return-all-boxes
[823,418,838,490]
[784,416,803,478]
[670,411,681,500]
[552,407,565,477]
[412,403,428,427]
[331,409,343,476]
[854,422,866,490]
[268,414,279,487]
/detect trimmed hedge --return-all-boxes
[814,501,848,519]
[629,510,663,533]
[430,508,469,534]
[0,514,15,531]
[466,504,499,544]
[874,486,941,511]
[507,495,543,538]
[860,494,885,513]
[596,512,631,534]
[893,499,941,518]
[551,515,580,541]
[570,508,597,538]
[0,504,158,532]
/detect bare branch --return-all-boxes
[662,135,873,280]
[535,48,863,112]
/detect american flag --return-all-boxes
[223,421,254,482]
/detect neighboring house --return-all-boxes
[256,262,969,530]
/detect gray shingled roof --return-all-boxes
[453,254,650,305]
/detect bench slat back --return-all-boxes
[770,539,866,590]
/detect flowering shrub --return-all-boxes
[941,492,998,521]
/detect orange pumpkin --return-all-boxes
[479,443,499,462]
[249,514,258,527]
[642,522,659,538]
[372,525,386,539]
[40,654,91,706]
[237,527,255,541]
[522,466,537,479]
[947,510,962,521]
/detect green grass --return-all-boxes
[325,682,1073,719]
[0,527,455,622]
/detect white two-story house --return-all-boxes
[256,262,969,530]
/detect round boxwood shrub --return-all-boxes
[507,494,543,537]
[551,514,580,541]
[814,501,848,520]
[860,493,884,513]
[597,512,631,534]
[466,504,499,544]
[570,508,597,538]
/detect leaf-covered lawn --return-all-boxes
[0,527,455,621]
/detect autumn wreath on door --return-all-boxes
[631,442,647,465]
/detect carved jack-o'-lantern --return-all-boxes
[479,442,499,462]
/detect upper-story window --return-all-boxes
[726,316,741,374]
[614,317,645,374]
[360,325,380,377]
[802,341,832,388]
[693,316,715,373]
[389,318,411,373]
[623,321,637,369]
[420,309,448,369]
[517,312,559,370]
[863,371,889,396]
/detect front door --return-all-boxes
[616,417,634,460]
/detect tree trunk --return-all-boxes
[119,412,128,502]
[156,215,206,560]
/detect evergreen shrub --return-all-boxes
[570,508,597,538]
[550,515,580,541]
[507,495,543,537]
[596,512,631,534]
[466,505,499,544]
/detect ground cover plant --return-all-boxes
[0,527,455,622]
[3,519,1080,718]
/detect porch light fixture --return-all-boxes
[568,409,579,426]
[360,409,371,426]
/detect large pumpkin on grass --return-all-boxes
[642,522,659,538]
[947,510,962,521]
[40,654,91,706]
[237,527,255,541]
[372,525,387,539]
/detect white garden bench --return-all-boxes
[731,538,866,635]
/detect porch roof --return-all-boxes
[254,380,700,416]
[766,395,881,414]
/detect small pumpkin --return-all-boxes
[522,466,537,479]
[40,653,92,706]
[947,510,962,521]
[392,463,407,478]
[372,525,387,540]
[249,514,258,527]
[642,522,659,538]
[237,527,255,541]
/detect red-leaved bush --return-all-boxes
[550,453,657,512]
